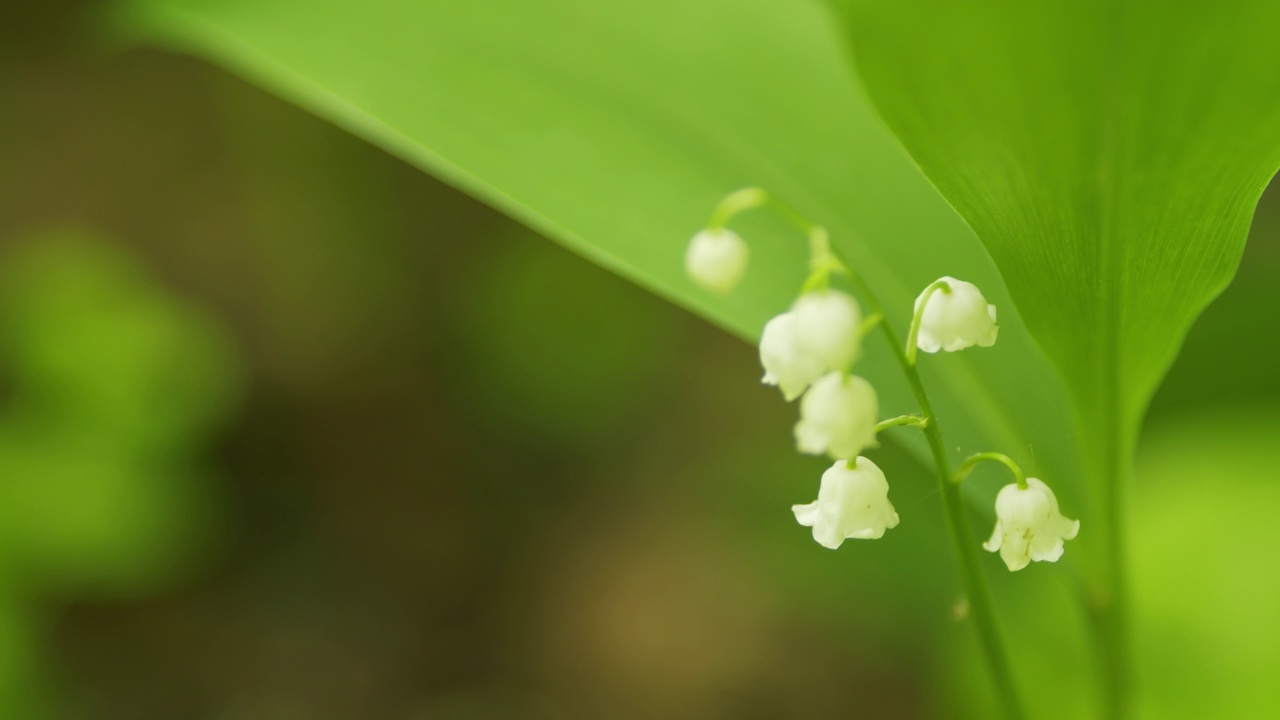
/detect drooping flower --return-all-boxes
[792,457,900,548]
[794,372,878,459]
[759,312,824,401]
[914,276,998,353]
[983,477,1080,572]
[759,290,864,401]
[792,290,862,372]
[685,228,748,294]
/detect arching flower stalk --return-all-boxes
[682,186,1083,720]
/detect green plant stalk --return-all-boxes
[1094,461,1131,720]
[954,452,1028,489]
[846,265,1028,720]
[1080,221,1131,720]
[1082,375,1133,720]
[873,414,928,434]
[716,189,1027,719]
[904,278,951,367]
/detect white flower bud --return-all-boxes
[792,290,862,371]
[914,276,998,353]
[759,312,824,401]
[794,372,878,459]
[685,228,748,294]
[983,477,1080,572]
[792,457,900,548]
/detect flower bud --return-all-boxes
[983,477,1080,571]
[759,312,824,401]
[794,372,878,459]
[914,276,998,353]
[685,228,748,294]
[792,457,900,548]
[792,290,862,371]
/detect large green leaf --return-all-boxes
[107,1,1083,511]
[833,0,1280,470]
[831,8,1280,704]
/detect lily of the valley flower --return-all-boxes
[914,276,998,353]
[983,477,1080,572]
[793,457,900,548]
[760,290,863,400]
[759,312,824,400]
[685,228,749,294]
[792,290,862,371]
[794,372,878,459]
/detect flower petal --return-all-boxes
[999,535,1032,572]
[792,501,820,527]
[983,520,1004,552]
[1059,517,1081,541]
[1029,535,1066,563]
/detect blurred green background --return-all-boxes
[1,2,1278,719]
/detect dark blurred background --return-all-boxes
[1,2,1278,719]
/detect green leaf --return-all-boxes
[831,8,1280,703]
[832,0,1280,461]
[107,0,1082,499]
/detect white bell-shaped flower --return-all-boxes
[793,457,900,548]
[914,276,998,353]
[794,372,878,459]
[759,312,824,401]
[792,290,862,372]
[983,477,1080,571]
[685,228,748,294]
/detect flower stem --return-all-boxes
[954,452,1028,490]
[707,187,768,229]
[859,312,884,338]
[905,278,951,366]
[1083,398,1133,720]
[849,269,1027,720]
[873,414,929,434]
[716,188,1027,719]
